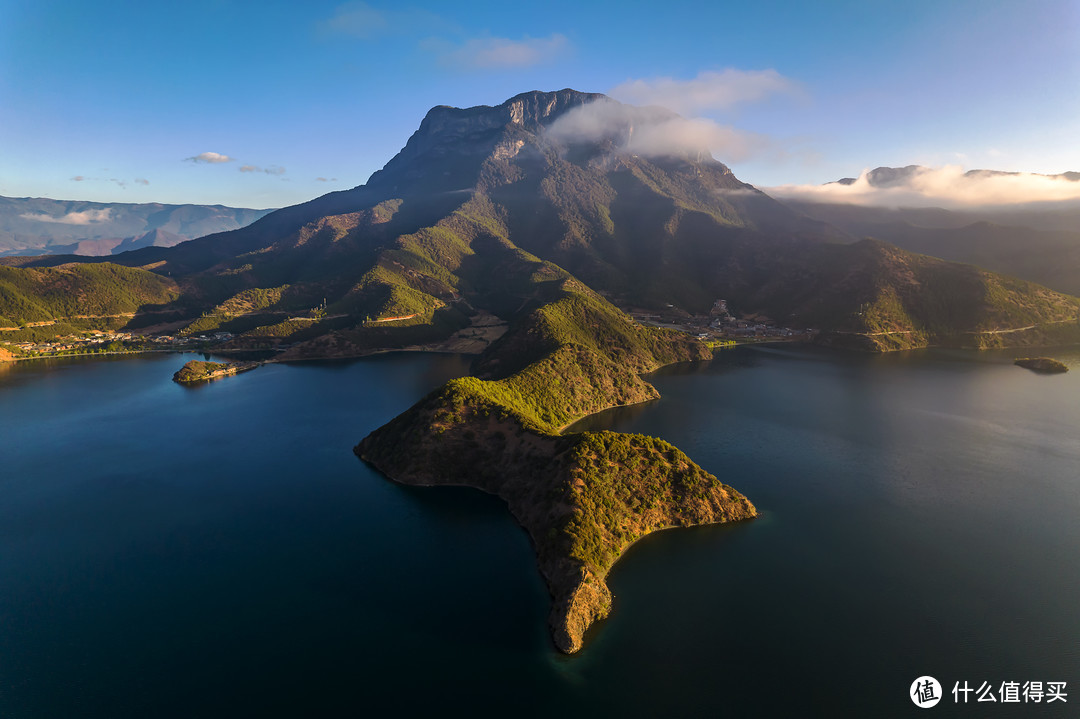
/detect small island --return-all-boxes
[1014,357,1069,374]
[173,359,259,384]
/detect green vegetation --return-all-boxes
[173,360,230,383]
[0,342,24,360]
[356,259,751,654]
[172,359,258,383]
[0,263,178,325]
[559,431,751,572]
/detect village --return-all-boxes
[4,298,818,360]
[628,299,818,345]
[5,330,238,358]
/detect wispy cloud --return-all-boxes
[186,151,235,164]
[319,1,387,37]
[434,33,570,69]
[318,1,445,39]
[67,175,149,188]
[315,177,339,182]
[320,3,564,71]
[546,98,771,163]
[767,166,1080,208]
[20,208,113,225]
[543,69,799,163]
[610,69,798,115]
[240,165,286,175]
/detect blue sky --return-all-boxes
[1,0,1077,208]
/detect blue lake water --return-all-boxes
[1,346,1077,717]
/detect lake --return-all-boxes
[1,346,1077,717]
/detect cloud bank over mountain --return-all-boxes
[545,97,770,163]
[768,165,1080,208]
[19,209,113,225]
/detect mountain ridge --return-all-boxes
[0,195,273,258]
[3,90,1077,353]
[831,165,1080,187]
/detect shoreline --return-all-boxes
[357,340,761,654]
[6,335,1078,368]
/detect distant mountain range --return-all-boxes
[0,196,273,257]
[785,165,1080,295]
[830,164,1080,188]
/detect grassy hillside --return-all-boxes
[0,263,179,326]
[784,199,1080,296]
[743,240,1080,352]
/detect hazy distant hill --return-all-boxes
[784,167,1080,295]
[831,165,1080,190]
[0,196,273,257]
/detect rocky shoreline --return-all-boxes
[172,359,261,384]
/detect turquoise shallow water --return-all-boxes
[1,346,1077,717]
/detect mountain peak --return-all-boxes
[500,88,609,128]
[420,88,608,135]
[832,165,926,187]
[366,89,612,191]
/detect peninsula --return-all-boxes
[358,269,757,653]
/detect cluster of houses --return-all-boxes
[707,299,815,339]
[11,330,130,355]
[159,331,234,343]
[10,330,236,356]
[631,298,816,343]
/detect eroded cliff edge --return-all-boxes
[356,271,756,653]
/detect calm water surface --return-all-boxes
[1,347,1077,717]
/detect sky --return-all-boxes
[1,0,1078,209]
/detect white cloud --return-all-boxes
[315,177,339,182]
[767,165,1080,208]
[20,208,113,225]
[71,175,86,181]
[545,98,770,163]
[135,178,150,186]
[609,69,798,115]
[439,33,569,69]
[240,165,286,175]
[186,152,234,164]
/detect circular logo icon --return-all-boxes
[910,676,942,708]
